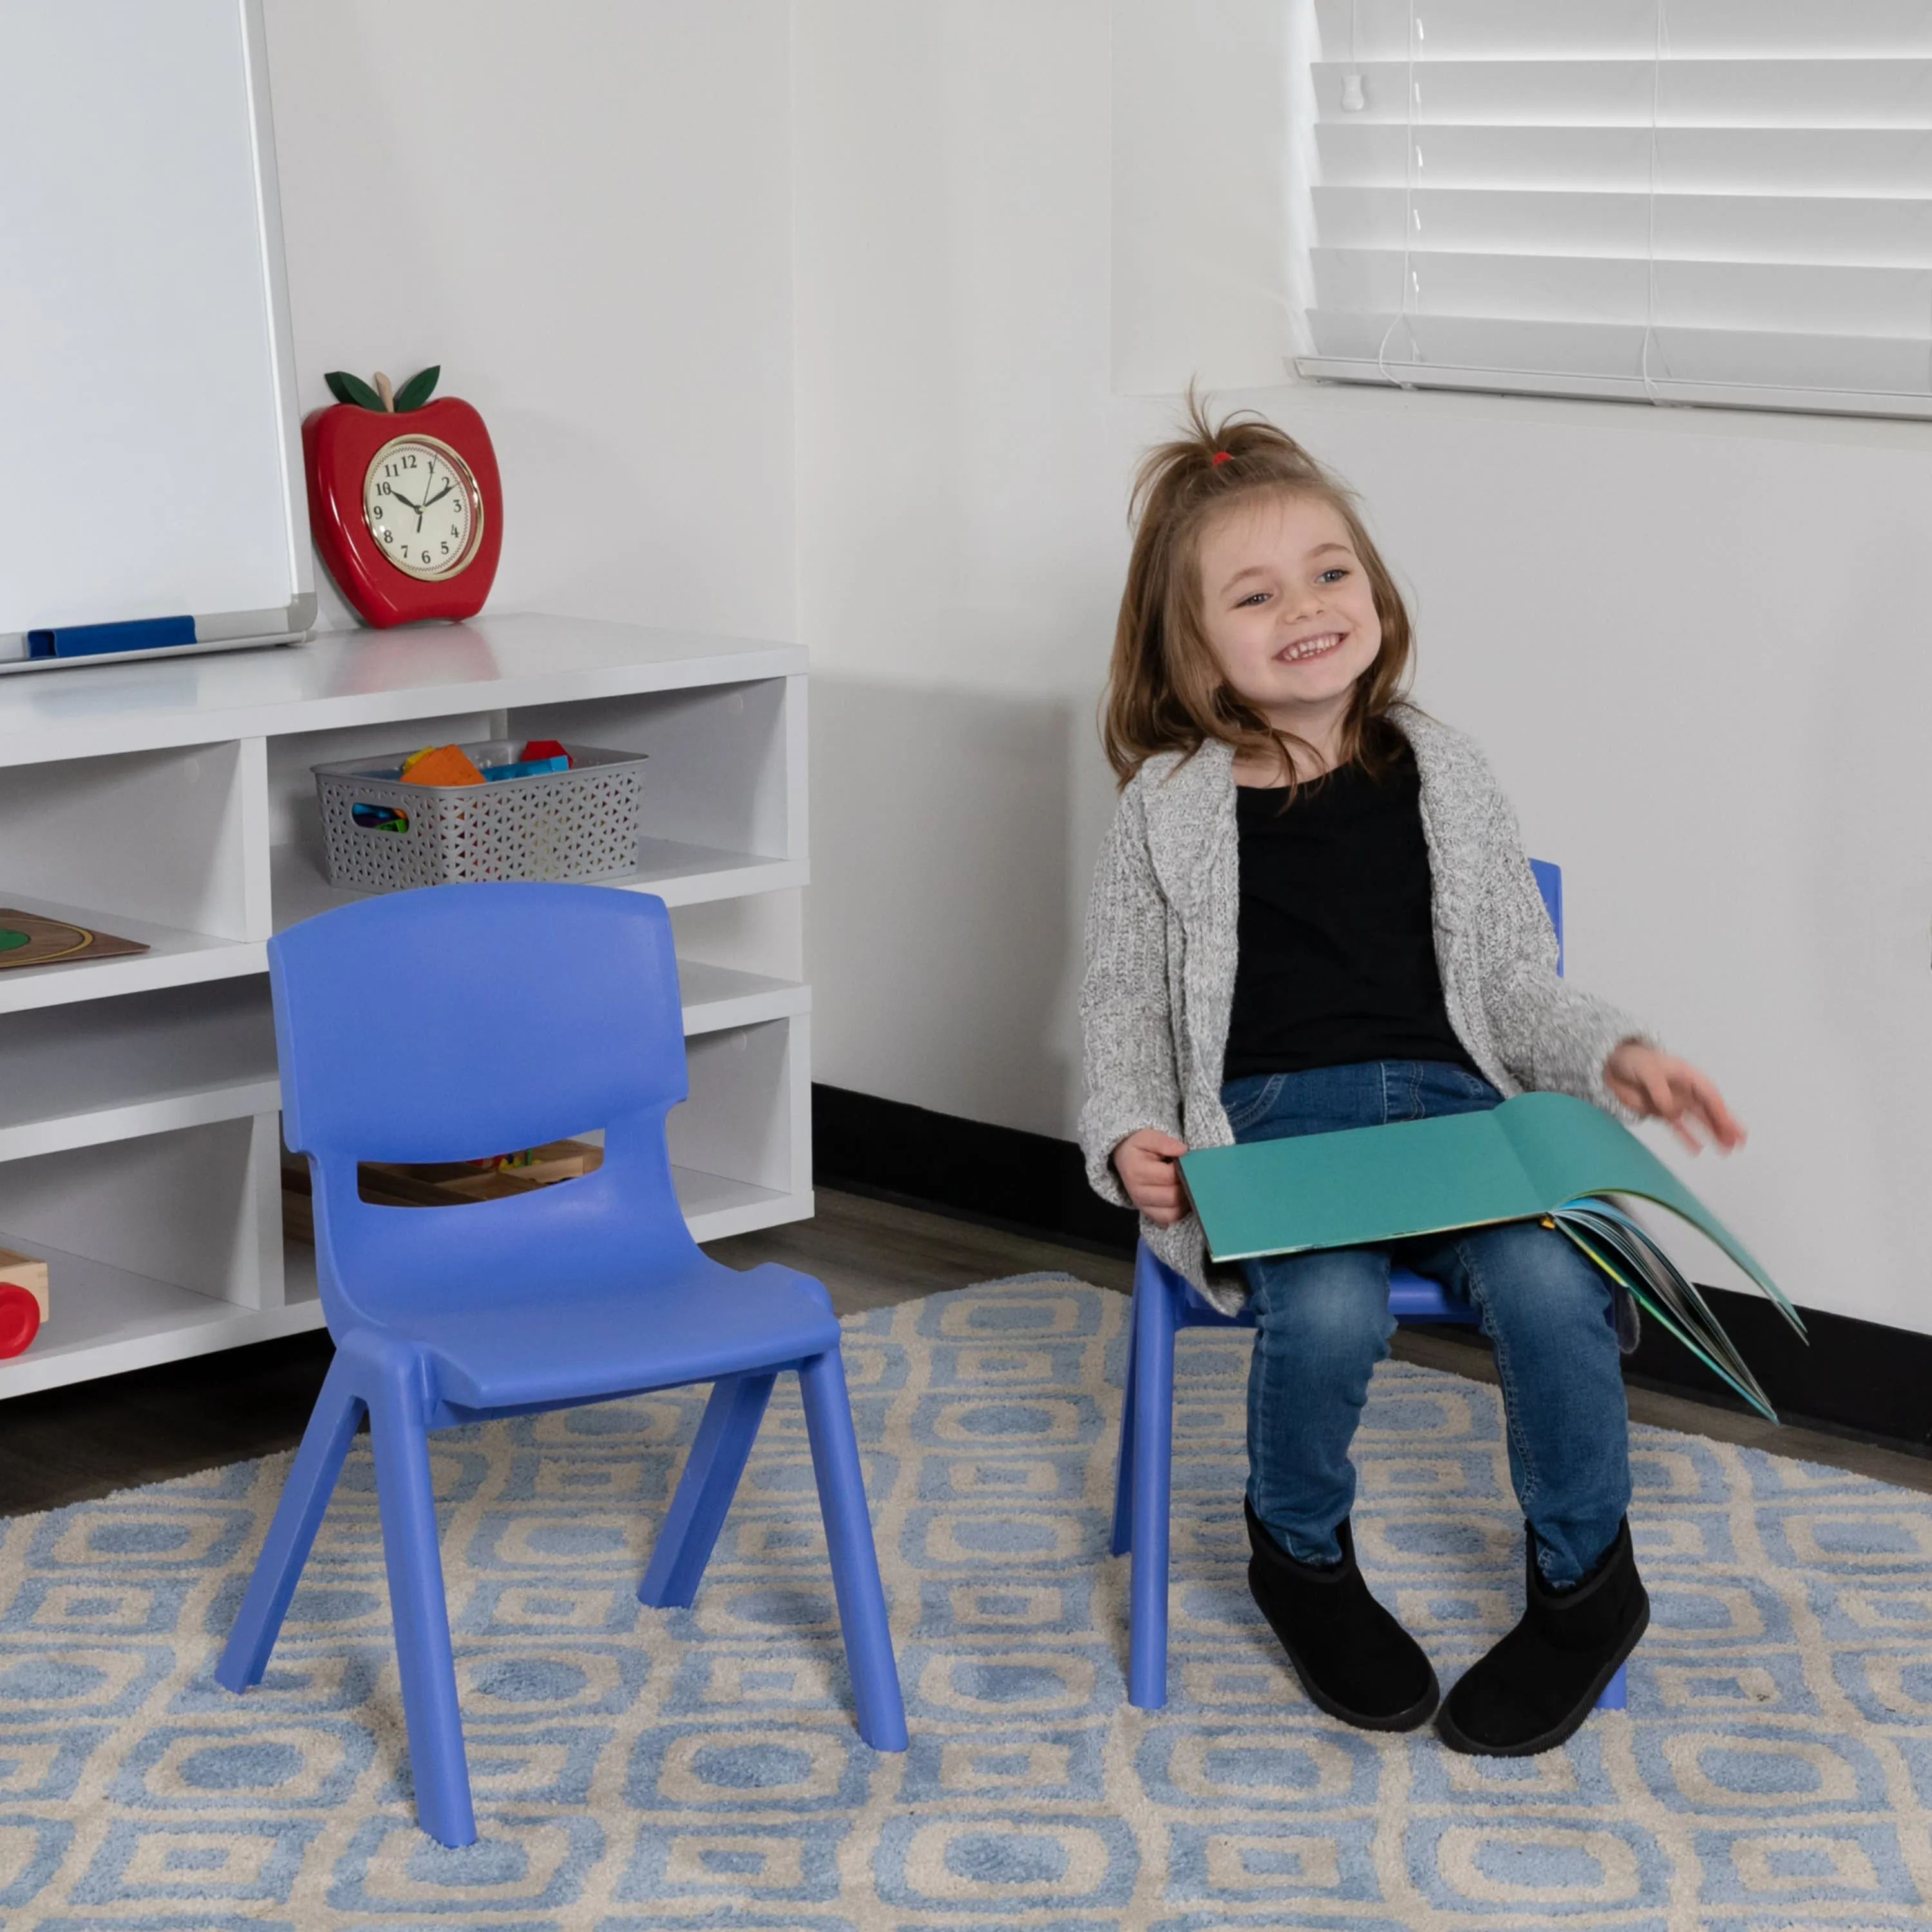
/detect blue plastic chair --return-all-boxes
[216,883,907,1845]
[1110,860,1626,1715]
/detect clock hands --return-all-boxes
[403,481,458,536]
[377,467,459,540]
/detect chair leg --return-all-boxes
[1110,1307,1140,1559]
[366,1375,474,1848]
[1128,1256,1180,1711]
[217,1355,365,1693]
[638,1372,777,1609]
[798,1347,908,1753]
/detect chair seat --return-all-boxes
[1177,1264,1482,1329]
[376,1260,842,1413]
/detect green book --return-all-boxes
[1179,1092,1803,1423]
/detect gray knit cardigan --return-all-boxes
[1077,703,1656,1313]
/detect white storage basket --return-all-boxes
[313,740,647,891]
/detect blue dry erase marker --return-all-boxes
[27,616,197,660]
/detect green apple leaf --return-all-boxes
[394,365,441,411]
[325,370,384,411]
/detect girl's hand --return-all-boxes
[1604,1041,1746,1154]
[1113,1128,1189,1225]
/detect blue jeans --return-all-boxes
[1223,1060,1631,1587]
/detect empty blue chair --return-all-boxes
[1110,860,1626,1714]
[218,884,906,1845]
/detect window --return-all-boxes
[1298,1,1932,419]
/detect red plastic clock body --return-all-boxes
[303,396,504,628]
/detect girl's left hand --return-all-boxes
[1603,1041,1745,1153]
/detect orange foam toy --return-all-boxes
[399,744,485,787]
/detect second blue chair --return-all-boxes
[216,884,906,1846]
[1110,860,1627,1714]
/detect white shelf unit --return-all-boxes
[0,615,812,1399]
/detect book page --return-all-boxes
[1497,1094,1788,1315]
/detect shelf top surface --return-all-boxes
[0,613,806,766]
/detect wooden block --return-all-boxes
[281,1140,606,1242]
[0,1245,49,1320]
[363,1140,604,1202]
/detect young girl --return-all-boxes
[1080,404,1743,1756]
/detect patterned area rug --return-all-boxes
[3,1274,1932,1930]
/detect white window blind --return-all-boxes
[1299,0,1932,418]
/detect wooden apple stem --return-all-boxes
[374,370,395,412]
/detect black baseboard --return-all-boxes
[813,1083,1139,1256]
[813,1083,1932,1459]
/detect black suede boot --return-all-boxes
[1436,1517,1648,1756]
[1245,1499,1439,1731]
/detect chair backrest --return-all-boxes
[1529,858,1564,976]
[272,882,685,1164]
[270,884,691,1329]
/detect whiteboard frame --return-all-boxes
[234,0,315,633]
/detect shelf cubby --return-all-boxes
[670,1012,811,1241]
[0,896,265,1018]
[0,739,261,937]
[0,980,278,1162]
[677,961,809,1036]
[508,677,800,862]
[0,1235,318,1400]
[0,1112,289,1397]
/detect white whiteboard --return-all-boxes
[0,0,311,662]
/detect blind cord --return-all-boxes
[1640,0,1668,402]
[1375,0,1421,385]
[1341,0,1365,111]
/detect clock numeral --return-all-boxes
[379,527,393,544]
[439,540,450,555]
[378,480,393,496]
[404,453,419,468]
[421,549,432,565]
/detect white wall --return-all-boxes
[794,0,1137,1140]
[263,0,795,643]
[261,0,801,972]
[794,1,1932,1335]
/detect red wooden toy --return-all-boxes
[0,1246,47,1359]
[303,366,503,629]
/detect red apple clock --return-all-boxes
[303,366,503,627]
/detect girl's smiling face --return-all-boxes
[1195,491,1383,744]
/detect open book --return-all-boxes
[1179,1091,1803,1423]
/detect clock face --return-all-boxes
[362,435,484,580]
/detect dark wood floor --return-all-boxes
[1,1188,1925,1515]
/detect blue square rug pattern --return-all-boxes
[3,1273,1931,1929]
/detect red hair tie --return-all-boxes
[1210,450,1232,466]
